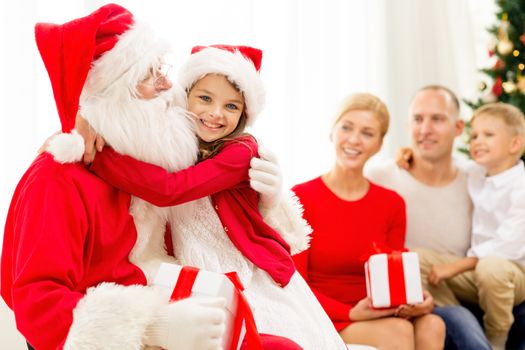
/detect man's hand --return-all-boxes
[349,297,398,321]
[75,112,105,164]
[396,290,435,319]
[395,147,414,170]
[144,297,226,350]
[249,146,282,211]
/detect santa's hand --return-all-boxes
[75,112,105,164]
[144,297,226,350]
[249,146,282,211]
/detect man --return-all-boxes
[367,85,525,350]
[1,4,293,349]
[365,85,491,350]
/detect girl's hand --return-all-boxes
[396,290,434,319]
[349,297,398,321]
[428,263,457,286]
[75,112,105,164]
[395,147,414,170]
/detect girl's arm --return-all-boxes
[90,138,256,207]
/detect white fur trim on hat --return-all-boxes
[81,22,170,101]
[46,130,85,164]
[177,47,265,126]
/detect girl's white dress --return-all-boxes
[169,197,347,350]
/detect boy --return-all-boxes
[426,102,525,350]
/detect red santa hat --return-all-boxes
[35,3,168,133]
[177,45,266,126]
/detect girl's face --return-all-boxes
[188,74,244,142]
[331,109,383,171]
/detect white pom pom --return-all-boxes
[46,130,85,164]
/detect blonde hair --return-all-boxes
[333,93,390,137]
[472,102,525,156]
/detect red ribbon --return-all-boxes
[387,252,407,306]
[225,272,263,350]
[364,243,409,307]
[170,266,199,301]
[359,242,408,263]
[170,266,263,350]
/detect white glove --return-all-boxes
[249,146,282,211]
[144,297,227,350]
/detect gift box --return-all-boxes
[364,252,423,308]
[154,263,262,350]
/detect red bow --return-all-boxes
[364,243,410,308]
[360,242,408,263]
[170,266,263,350]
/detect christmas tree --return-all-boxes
[465,0,525,162]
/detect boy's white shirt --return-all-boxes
[466,160,525,267]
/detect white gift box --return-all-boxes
[364,252,423,308]
[153,263,242,349]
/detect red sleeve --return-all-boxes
[90,138,257,207]
[293,249,352,323]
[5,168,86,349]
[386,194,406,250]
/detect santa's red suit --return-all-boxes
[1,153,161,349]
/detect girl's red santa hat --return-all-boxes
[35,3,169,133]
[178,45,266,126]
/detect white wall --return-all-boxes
[1,298,26,349]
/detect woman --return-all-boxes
[292,93,445,350]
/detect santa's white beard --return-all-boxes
[81,91,198,172]
[80,90,200,275]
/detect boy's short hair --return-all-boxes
[416,85,461,117]
[472,102,525,156]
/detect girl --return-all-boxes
[87,45,347,350]
[292,93,446,350]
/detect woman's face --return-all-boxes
[331,109,383,170]
[187,74,244,143]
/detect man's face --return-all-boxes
[136,64,173,100]
[408,89,463,163]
